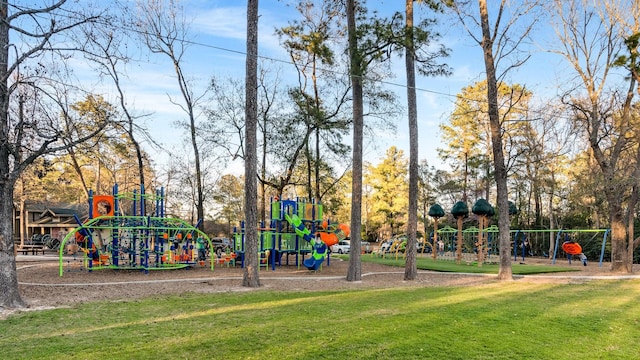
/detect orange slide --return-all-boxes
[317,223,350,247]
[317,232,339,246]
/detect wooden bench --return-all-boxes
[18,245,46,255]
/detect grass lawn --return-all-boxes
[2,279,639,359]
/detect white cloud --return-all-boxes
[192,7,247,40]
[190,5,290,56]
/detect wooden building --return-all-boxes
[14,201,87,252]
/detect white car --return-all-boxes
[378,240,393,254]
[331,240,350,254]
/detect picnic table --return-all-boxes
[17,245,46,255]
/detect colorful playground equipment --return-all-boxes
[510,228,610,266]
[58,184,213,276]
[233,198,349,271]
[412,224,610,267]
[285,213,327,271]
[376,225,499,263]
[561,240,582,255]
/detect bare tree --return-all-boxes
[80,21,157,190]
[206,69,304,222]
[136,0,207,229]
[612,1,640,269]
[550,0,638,272]
[453,0,541,280]
[276,1,352,202]
[207,63,354,224]
[606,0,640,269]
[0,1,112,309]
[244,0,260,287]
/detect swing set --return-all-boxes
[511,229,610,267]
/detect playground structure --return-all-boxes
[233,198,349,271]
[510,228,610,266]
[57,185,612,274]
[549,229,610,266]
[432,199,612,266]
[58,184,213,276]
[377,225,501,263]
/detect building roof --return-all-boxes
[22,202,87,226]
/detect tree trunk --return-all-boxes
[243,0,260,287]
[628,146,640,272]
[305,139,312,199]
[534,179,542,227]
[609,205,628,273]
[404,0,418,281]
[313,61,321,201]
[315,130,320,200]
[189,110,204,228]
[0,1,25,309]
[595,154,630,272]
[260,107,268,224]
[463,152,468,203]
[478,0,512,280]
[0,185,24,309]
[346,0,362,281]
[19,195,25,248]
[548,187,555,259]
[432,220,438,260]
[259,178,266,225]
[477,215,484,266]
[626,192,635,273]
[456,217,463,264]
[68,146,91,197]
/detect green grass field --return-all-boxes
[2,278,639,359]
[353,254,578,275]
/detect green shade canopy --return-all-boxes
[428,204,445,218]
[487,205,495,217]
[472,198,492,216]
[508,201,518,216]
[450,201,469,218]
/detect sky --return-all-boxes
[101,0,562,175]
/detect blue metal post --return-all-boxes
[599,229,610,268]
[112,183,119,266]
[88,189,94,219]
[551,230,564,264]
[513,230,520,261]
[140,183,145,216]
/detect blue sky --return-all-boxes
[102,0,559,174]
